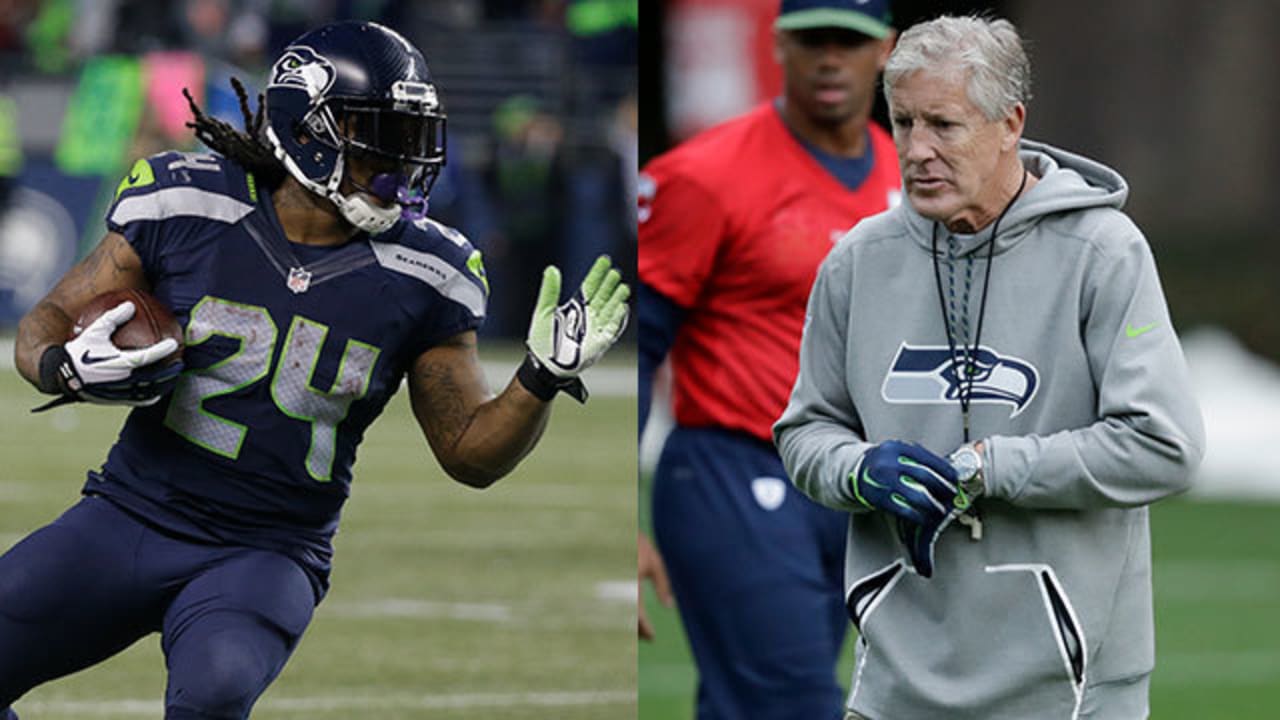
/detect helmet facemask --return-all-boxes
[268,83,446,234]
[333,97,447,223]
[298,86,445,233]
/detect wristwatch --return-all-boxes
[948,443,985,502]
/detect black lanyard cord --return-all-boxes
[930,168,1029,442]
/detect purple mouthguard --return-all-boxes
[367,172,402,203]
[397,185,428,221]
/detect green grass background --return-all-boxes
[4,345,1279,719]
[0,348,636,719]
[640,494,1280,719]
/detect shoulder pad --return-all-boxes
[399,215,475,252]
[108,151,257,228]
[368,216,488,319]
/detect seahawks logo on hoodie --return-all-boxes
[880,343,1040,417]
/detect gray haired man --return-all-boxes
[774,15,1204,720]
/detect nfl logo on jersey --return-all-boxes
[287,267,313,294]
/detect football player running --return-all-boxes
[3,21,627,719]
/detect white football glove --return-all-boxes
[519,255,630,403]
[39,301,181,409]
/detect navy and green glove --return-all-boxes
[850,440,969,578]
[519,255,630,403]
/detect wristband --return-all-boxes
[38,345,80,396]
[516,353,588,404]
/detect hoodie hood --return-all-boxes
[902,138,1130,257]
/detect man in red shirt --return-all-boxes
[639,1,900,717]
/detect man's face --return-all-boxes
[337,112,429,210]
[777,27,891,127]
[888,69,1021,229]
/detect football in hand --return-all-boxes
[71,289,185,365]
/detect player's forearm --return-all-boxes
[438,379,551,488]
[408,333,554,488]
[15,232,149,391]
[15,300,74,390]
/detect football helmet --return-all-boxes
[265,21,446,233]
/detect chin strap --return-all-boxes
[331,189,400,234]
[322,150,401,234]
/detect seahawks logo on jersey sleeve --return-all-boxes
[880,343,1039,417]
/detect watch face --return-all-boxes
[952,448,980,481]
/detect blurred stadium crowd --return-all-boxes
[0,0,637,339]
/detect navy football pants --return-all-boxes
[0,495,316,718]
[652,427,849,720]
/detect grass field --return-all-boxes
[0,345,637,719]
[6,342,1280,720]
[640,495,1280,720]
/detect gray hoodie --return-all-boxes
[774,140,1204,720]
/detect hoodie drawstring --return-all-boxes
[930,168,1029,443]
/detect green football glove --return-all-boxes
[519,255,631,403]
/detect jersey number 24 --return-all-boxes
[163,295,380,482]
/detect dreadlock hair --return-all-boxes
[183,77,288,188]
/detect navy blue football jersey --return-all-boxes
[88,151,488,595]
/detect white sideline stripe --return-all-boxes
[322,598,512,622]
[480,360,635,397]
[594,580,636,602]
[20,690,635,715]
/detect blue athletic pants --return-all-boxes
[652,427,849,720]
[0,495,316,718]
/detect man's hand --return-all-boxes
[39,301,182,408]
[639,533,672,641]
[519,255,630,403]
[851,441,969,578]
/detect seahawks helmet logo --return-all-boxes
[880,343,1040,417]
[269,46,336,99]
